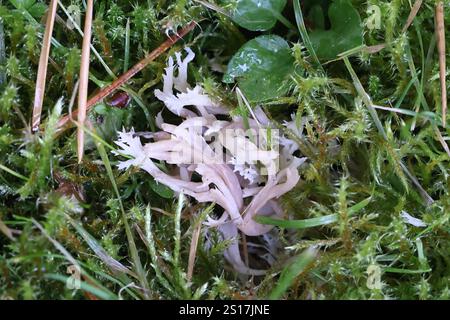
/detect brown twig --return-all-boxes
[436,1,447,127]
[31,0,58,132]
[56,21,197,133]
[77,0,94,163]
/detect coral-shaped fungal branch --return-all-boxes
[114,48,306,275]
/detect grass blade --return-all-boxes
[0,163,27,181]
[293,0,322,71]
[384,267,431,274]
[57,0,115,78]
[269,248,317,299]
[0,14,5,86]
[142,206,176,296]
[45,274,117,300]
[30,217,118,299]
[255,197,371,229]
[343,57,387,139]
[256,214,338,229]
[343,57,434,204]
[95,137,150,298]
[124,18,130,73]
[64,214,136,278]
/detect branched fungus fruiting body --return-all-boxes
[114,49,306,275]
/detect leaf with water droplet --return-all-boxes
[230,0,287,31]
[309,0,363,60]
[223,35,294,102]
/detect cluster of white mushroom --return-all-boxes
[113,48,306,275]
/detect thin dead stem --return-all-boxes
[31,0,58,132]
[402,0,423,34]
[77,0,94,163]
[187,221,202,283]
[436,1,447,128]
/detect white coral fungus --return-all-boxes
[113,48,306,275]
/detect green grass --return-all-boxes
[0,0,449,300]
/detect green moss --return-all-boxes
[0,0,449,300]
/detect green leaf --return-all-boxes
[65,215,135,277]
[269,247,317,299]
[255,196,371,229]
[223,35,294,102]
[230,0,287,31]
[292,0,322,70]
[90,104,126,143]
[256,213,338,229]
[28,2,46,18]
[149,179,174,199]
[384,267,431,274]
[9,0,35,9]
[45,274,118,300]
[9,0,47,18]
[309,0,363,60]
[95,139,150,297]
[307,5,325,30]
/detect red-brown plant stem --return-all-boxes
[56,21,196,133]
